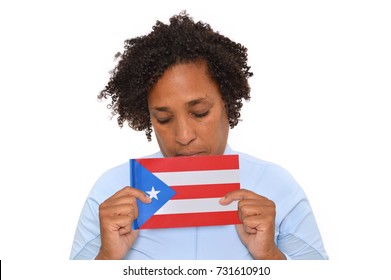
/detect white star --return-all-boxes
[146,186,160,200]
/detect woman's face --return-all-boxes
[148,61,229,157]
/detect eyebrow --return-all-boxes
[186,97,209,108]
[151,106,170,112]
[150,97,210,112]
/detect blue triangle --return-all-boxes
[130,159,176,229]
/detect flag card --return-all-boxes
[130,154,241,230]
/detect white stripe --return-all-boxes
[153,169,239,186]
[155,198,238,215]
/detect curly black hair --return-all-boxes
[98,11,253,141]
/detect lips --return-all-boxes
[175,151,206,157]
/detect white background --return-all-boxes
[0,0,390,278]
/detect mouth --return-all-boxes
[175,151,206,157]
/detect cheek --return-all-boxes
[214,108,229,133]
[152,124,170,143]
[216,110,230,140]
[202,111,229,143]
[152,124,176,152]
[214,118,229,143]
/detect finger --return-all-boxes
[239,200,276,221]
[220,189,260,205]
[110,186,151,204]
[242,214,275,231]
[238,199,266,208]
[118,223,134,236]
[100,195,136,209]
[237,203,264,220]
[100,214,134,232]
[240,224,257,234]
[238,198,275,212]
[99,203,137,218]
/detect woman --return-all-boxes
[70,12,328,260]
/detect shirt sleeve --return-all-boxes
[239,154,329,260]
[70,162,130,259]
[277,198,329,260]
[70,196,101,259]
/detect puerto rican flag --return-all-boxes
[131,154,241,230]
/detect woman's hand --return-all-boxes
[95,186,151,260]
[220,189,286,260]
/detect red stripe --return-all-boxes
[140,211,241,229]
[170,183,240,199]
[137,154,239,172]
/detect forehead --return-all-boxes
[148,61,221,106]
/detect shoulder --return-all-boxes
[236,150,294,182]
[233,149,304,201]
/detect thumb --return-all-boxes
[219,194,234,205]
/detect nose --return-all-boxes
[174,117,196,146]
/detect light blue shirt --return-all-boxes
[70,145,328,260]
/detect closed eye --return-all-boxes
[193,111,209,118]
[156,118,172,124]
